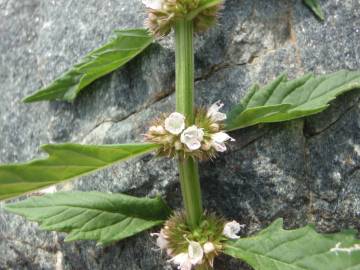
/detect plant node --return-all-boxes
[145,101,235,161]
[151,211,244,269]
[142,0,224,37]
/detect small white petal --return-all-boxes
[142,0,163,10]
[150,230,169,250]
[207,100,224,117]
[165,112,186,135]
[212,132,235,143]
[207,100,227,122]
[203,242,215,254]
[186,139,202,151]
[188,241,204,265]
[168,253,192,270]
[212,112,227,122]
[212,141,227,152]
[169,253,188,264]
[211,132,235,152]
[223,221,245,240]
[180,125,204,151]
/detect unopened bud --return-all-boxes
[174,140,183,150]
[203,242,215,254]
[209,123,220,132]
[201,141,212,151]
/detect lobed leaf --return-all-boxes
[304,0,325,21]
[0,143,159,201]
[24,29,153,103]
[5,192,171,245]
[226,70,360,131]
[224,218,360,270]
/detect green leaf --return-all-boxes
[186,0,224,20]
[224,218,360,270]
[24,29,153,103]
[226,70,360,131]
[304,0,325,21]
[5,192,171,245]
[0,143,159,201]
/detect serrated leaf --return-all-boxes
[5,192,171,245]
[224,218,360,270]
[0,143,159,201]
[186,0,224,20]
[24,29,153,103]
[304,0,325,21]
[226,70,360,131]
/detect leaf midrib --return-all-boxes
[9,203,162,220]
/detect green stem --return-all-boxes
[175,19,195,122]
[175,19,203,228]
[178,157,203,228]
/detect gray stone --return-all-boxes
[0,0,360,269]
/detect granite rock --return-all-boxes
[0,0,360,269]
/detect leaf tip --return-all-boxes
[22,95,36,103]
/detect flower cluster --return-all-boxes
[142,0,224,37]
[151,212,244,270]
[145,101,235,160]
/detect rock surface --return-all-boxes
[0,0,360,269]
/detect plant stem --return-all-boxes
[175,19,195,122]
[175,19,203,228]
[178,157,203,228]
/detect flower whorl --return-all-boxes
[145,101,234,161]
[142,0,224,37]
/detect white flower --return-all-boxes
[223,221,245,240]
[203,242,215,254]
[150,229,169,250]
[180,125,204,151]
[211,132,235,152]
[188,241,204,265]
[142,0,163,10]
[168,241,204,270]
[169,253,192,270]
[207,101,227,122]
[164,112,186,135]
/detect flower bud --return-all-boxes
[201,141,212,151]
[174,140,183,150]
[209,123,220,132]
[203,242,215,254]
